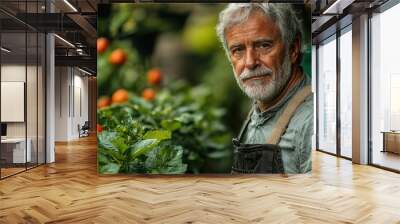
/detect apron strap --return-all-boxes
[237,107,254,141]
[266,85,312,145]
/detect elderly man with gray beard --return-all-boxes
[216,3,313,174]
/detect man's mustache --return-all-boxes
[240,66,273,82]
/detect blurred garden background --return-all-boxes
[97,3,311,174]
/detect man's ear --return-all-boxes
[290,35,301,64]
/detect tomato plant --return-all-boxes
[97,4,235,174]
[98,85,231,174]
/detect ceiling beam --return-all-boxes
[322,0,356,15]
[67,13,97,42]
[55,55,96,71]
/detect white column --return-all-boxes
[46,33,55,163]
[352,14,369,164]
[45,1,56,163]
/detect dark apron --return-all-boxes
[231,137,284,173]
[231,85,312,174]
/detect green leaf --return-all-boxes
[145,145,187,174]
[99,146,125,164]
[207,150,230,159]
[175,113,192,124]
[110,6,131,37]
[98,153,109,164]
[130,139,159,158]
[161,120,182,131]
[188,151,199,161]
[100,163,121,174]
[143,130,171,141]
[112,137,129,154]
[98,131,117,151]
[130,96,153,111]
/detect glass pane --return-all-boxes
[371,4,400,171]
[27,30,38,169]
[312,45,317,151]
[317,36,337,154]
[1,30,27,177]
[38,32,45,165]
[340,28,352,158]
[0,1,46,178]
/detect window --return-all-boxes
[339,27,352,158]
[317,35,337,154]
[0,1,47,179]
[370,2,400,171]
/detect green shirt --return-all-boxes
[241,74,313,174]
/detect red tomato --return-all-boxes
[97,38,109,53]
[147,68,162,85]
[112,89,129,104]
[142,88,156,101]
[108,48,127,65]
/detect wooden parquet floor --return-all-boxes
[1,136,400,224]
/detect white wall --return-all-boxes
[1,63,46,164]
[55,66,69,141]
[72,72,89,138]
[54,66,89,141]
[1,65,35,138]
[1,65,26,81]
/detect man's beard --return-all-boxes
[233,54,292,102]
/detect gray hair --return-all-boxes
[216,3,304,61]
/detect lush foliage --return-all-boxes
[97,4,241,174]
[98,83,232,174]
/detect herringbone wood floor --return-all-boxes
[1,136,400,224]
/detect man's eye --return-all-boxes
[231,47,244,57]
[258,42,271,49]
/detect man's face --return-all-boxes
[225,11,292,102]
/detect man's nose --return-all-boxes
[244,48,259,70]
